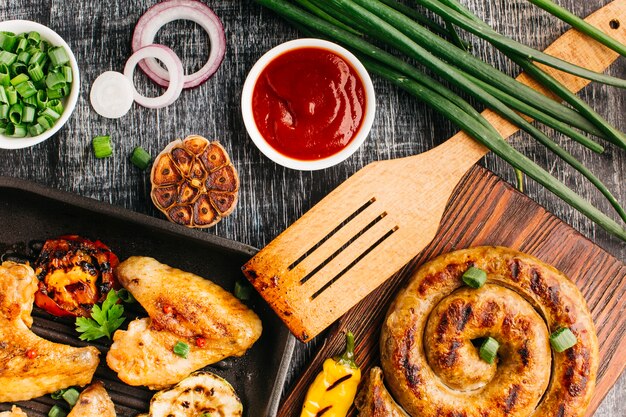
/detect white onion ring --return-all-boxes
[131,0,226,89]
[123,44,184,109]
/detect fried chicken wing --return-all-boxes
[0,262,100,402]
[107,257,262,389]
[67,382,116,417]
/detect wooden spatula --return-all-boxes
[243,0,626,343]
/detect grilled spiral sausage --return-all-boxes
[380,247,598,417]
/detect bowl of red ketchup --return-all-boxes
[242,39,376,170]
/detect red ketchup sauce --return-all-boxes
[252,47,366,161]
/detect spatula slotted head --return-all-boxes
[242,155,465,342]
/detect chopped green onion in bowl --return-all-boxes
[0,20,79,149]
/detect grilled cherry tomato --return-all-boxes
[34,235,119,317]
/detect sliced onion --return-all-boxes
[124,44,184,109]
[132,0,226,89]
[90,71,135,119]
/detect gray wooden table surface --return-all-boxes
[0,0,624,415]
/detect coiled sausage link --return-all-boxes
[380,247,598,417]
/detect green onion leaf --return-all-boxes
[61,388,80,407]
[47,87,64,99]
[28,62,45,82]
[0,32,17,52]
[462,267,487,289]
[92,135,113,159]
[62,66,73,83]
[0,86,7,104]
[550,328,577,352]
[9,103,22,124]
[0,63,9,86]
[5,86,16,105]
[479,337,500,364]
[47,99,63,115]
[40,107,61,121]
[29,50,46,66]
[16,80,37,98]
[0,104,8,120]
[6,123,26,137]
[174,341,190,358]
[27,31,41,46]
[234,280,253,301]
[48,46,70,67]
[45,71,65,90]
[50,388,68,400]
[28,123,44,136]
[10,73,29,86]
[130,146,152,170]
[22,105,36,123]
[36,89,48,109]
[37,115,53,130]
[17,51,31,64]
[48,404,67,417]
[0,51,17,66]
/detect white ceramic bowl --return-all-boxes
[0,20,80,149]
[241,39,376,171]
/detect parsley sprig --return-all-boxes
[75,290,126,341]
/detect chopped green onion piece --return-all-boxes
[462,267,487,288]
[48,404,67,417]
[479,337,500,364]
[48,46,70,66]
[62,388,80,407]
[0,63,9,86]
[6,123,27,138]
[37,115,53,130]
[29,50,46,66]
[45,71,65,90]
[234,280,253,301]
[10,73,29,86]
[0,51,17,66]
[0,104,8,120]
[0,122,6,134]
[48,99,63,115]
[40,107,61,121]
[550,328,577,352]
[130,146,152,170]
[15,38,29,53]
[62,66,73,83]
[173,341,190,358]
[117,288,136,304]
[28,62,44,82]
[11,62,28,76]
[6,86,17,105]
[92,135,113,159]
[36,89,48,109]
[16,80,37,98]
[27,31,41,46]
[9,103,22,124]
[0,86,7,104]
[22,94,37,107]
[22,105,35,123]
[0,32,17,52]
[39,40,51,52]
[28,123,44,136]
[47,87,64,99]
[17,51,31,64]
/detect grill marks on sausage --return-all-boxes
[562,347,590,397]
[418,263,465,296]
[441,340,461,368]
[400,324,423,389]
[509,258,521,282]
[518,341,530,366]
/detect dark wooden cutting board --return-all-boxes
[278,165,625,417]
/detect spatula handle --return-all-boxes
[438,0,626,172]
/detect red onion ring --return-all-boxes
[124,44,184,109]
[132,0,226,89]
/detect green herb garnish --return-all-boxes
[234,280,253,301]
[462,267,487,289]
[117,288,136,304]
[48,404,67,417]
[550,327,577,353]
[92,135,113,159]
[75,290,125,341]
[130,146,152,170]
[61,388,80,407]
[173,341,190,358]
[479,337,500,364]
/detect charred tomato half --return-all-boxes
[33,235,119,317]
